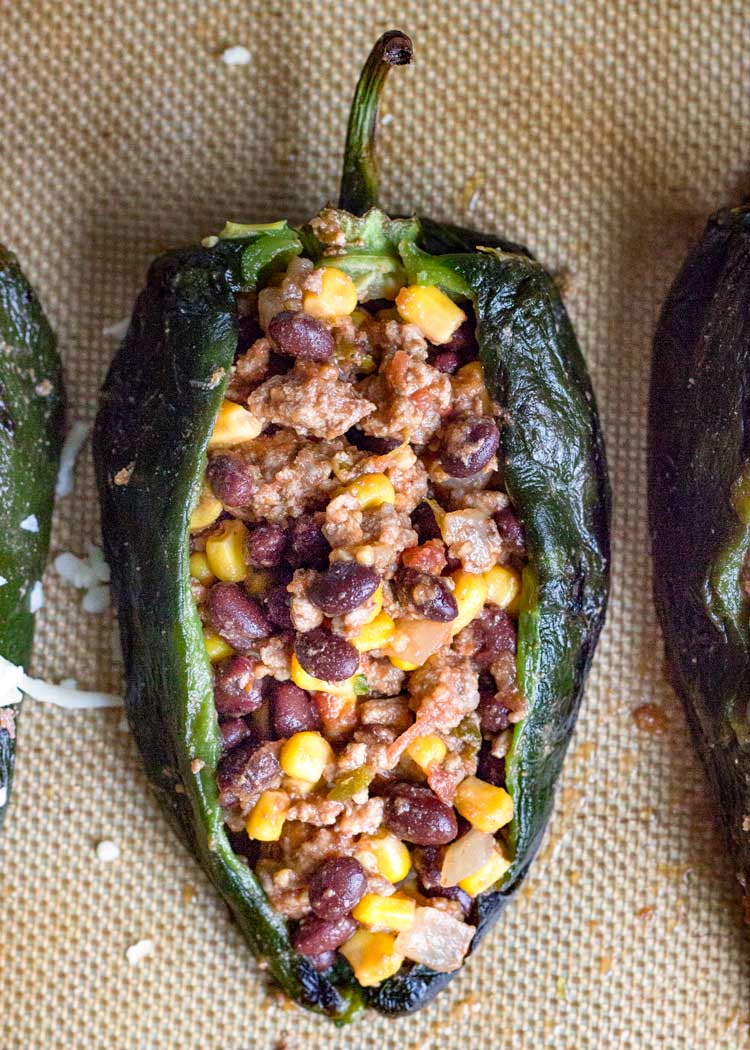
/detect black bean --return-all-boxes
[410,501,442,544]
[287,514,331,570]
[292,914,357,956]
[477,689,511,735]
[309,857,367,920]
[206,453,256,506]
[268,311,335,361]
[477,742,506,787]
[264,585,294,630]
[237,313,263,354]
[207,583,271,651]
[493,506,525,556]
[219,717,254,752]
[393,567,457,622]
[246,522,287,567]
[216,739,280,805]
[226,827,261,866]
[213,654,264,716]
[440,316,478,360]
[268,680,321,737]
[428,349,460,374]
[294,628,359,683]
[383,783,458,845]
[466,606,517,670]
[439,415,500,478]
[307,562,380,616]
[345,427,401,455]
[307,950,337,972]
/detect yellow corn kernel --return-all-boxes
[303,267,358,319]
[343,472,396,510]
[395,284,467,345]
[352,893,416,933]
[484,564,521,610]
[406,734,447,771]
[205,519,248,582]
[454,775,514,833]
[289,653,356,699]
[203,630,233,663]
[189,487,223,532]
[279,731,333,783]
[458,846,512,896]
[354,610,395,653]
[450,570,488,635]
[208,399,262,448]
[246,790,290,842]
[388,653,419,672]
[359,830,411,883]
[189,551,215,585]
[340,929,404,987]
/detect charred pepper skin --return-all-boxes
[0,246,65,831]
[94,32,610,1020]
[650,204,750,913]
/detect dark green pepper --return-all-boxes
[0,246,65,830]
[650,203,750,912]
[93,31,610,1020]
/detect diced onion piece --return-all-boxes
[383,618,452,671]
[394,906,476,973]
[440,828,495,888]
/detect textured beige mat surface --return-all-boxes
[2,1,750,1047]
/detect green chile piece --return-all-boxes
[93,31,610,1021]
[0,246,64,830]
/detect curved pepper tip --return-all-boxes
[379,29,413,67]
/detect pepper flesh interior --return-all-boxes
[189,238,527,986]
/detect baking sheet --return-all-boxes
[1,1,750,1047]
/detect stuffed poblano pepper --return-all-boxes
[650,203,750,913]
[94,31,610,1020]
[0,246,64,830]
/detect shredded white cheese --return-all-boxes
[102,315,131,340]
[221,45,251,66]
[96,839,120,863]
[125,939,154,966]
[82,584,110,615]
[0,655,121,709]
[29,581,44,613]
[56,421,91,498]
[54,544,110,589]
[19,514,39,533]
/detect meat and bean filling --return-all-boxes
[189,254,528,985]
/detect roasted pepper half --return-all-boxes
[0,246,65,830]
[650,203,750,913]
[94,31,610,1020]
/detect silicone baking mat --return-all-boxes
[1,1,749,1047]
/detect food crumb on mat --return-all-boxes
[125,939,155,966]
[221,45,251,66]
[96,839,120,863]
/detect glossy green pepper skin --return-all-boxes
[650,204,750,911]
[94,32,610,1020]
[0,246,65,830]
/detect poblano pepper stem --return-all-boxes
[338,30,412,216]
